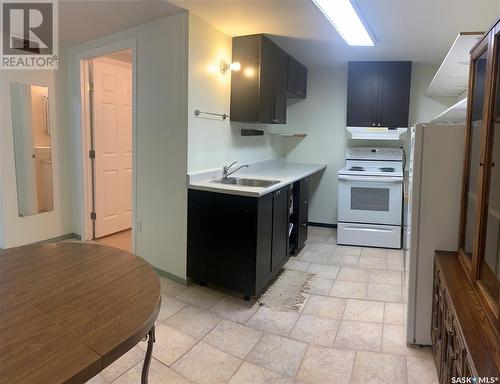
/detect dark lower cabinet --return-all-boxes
[187,185,291,297]
[297,177,309,252]
[290,177,309,255]
[255,193,274,293]
[271,187,289,272]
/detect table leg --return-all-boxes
[141,324,155,384]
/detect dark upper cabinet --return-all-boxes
[231,34,287,124]
[287,56,308,99]
[271,186,289,272]
[347,62,379,127]
[230,34,307,124]
[258,35,278,124]
[347,61,412,128]
[230,35,261,123]
[269,42,288,124]
[377,62,413,127]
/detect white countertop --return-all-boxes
[187,158,327,197]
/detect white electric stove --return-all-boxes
[337,147,404,249]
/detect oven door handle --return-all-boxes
[342,226,396,233]
[338,175,402,183]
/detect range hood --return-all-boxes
[347,126,407,140]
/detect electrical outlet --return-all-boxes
[136,220,142,232]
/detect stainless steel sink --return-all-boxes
[212,177,280,188]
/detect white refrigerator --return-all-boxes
[406,122,465,345]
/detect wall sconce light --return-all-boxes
[220,60,241,74]
[243,67,255,77]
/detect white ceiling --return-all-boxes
[170,0,499,67]
[59,0,183,47]
[59,0,499,67]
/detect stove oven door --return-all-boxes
[338,175,403,225]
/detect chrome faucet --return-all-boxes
[222,161,249,180]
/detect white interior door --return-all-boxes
[92,58,132,238]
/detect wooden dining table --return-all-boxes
[0,242,161,384]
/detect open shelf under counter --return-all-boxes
[268,133,307,137]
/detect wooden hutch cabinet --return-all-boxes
[432,18,500,382]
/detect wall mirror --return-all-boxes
[10,82,54,217]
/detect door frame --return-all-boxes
[76,38,137,250]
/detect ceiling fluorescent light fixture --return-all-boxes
[312,0,374,46]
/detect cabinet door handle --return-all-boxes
[301,200,308,205]
[272,118,278,124]
[301,223,307,227]
[378,123,381,127]
[372,123,375,126]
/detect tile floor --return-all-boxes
[87,226,439,384]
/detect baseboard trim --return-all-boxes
[155,267,189,286]
[40,233,82,243]
[308,222,337,229]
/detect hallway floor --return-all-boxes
[95,229,132,252]
[87,226,439,384]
